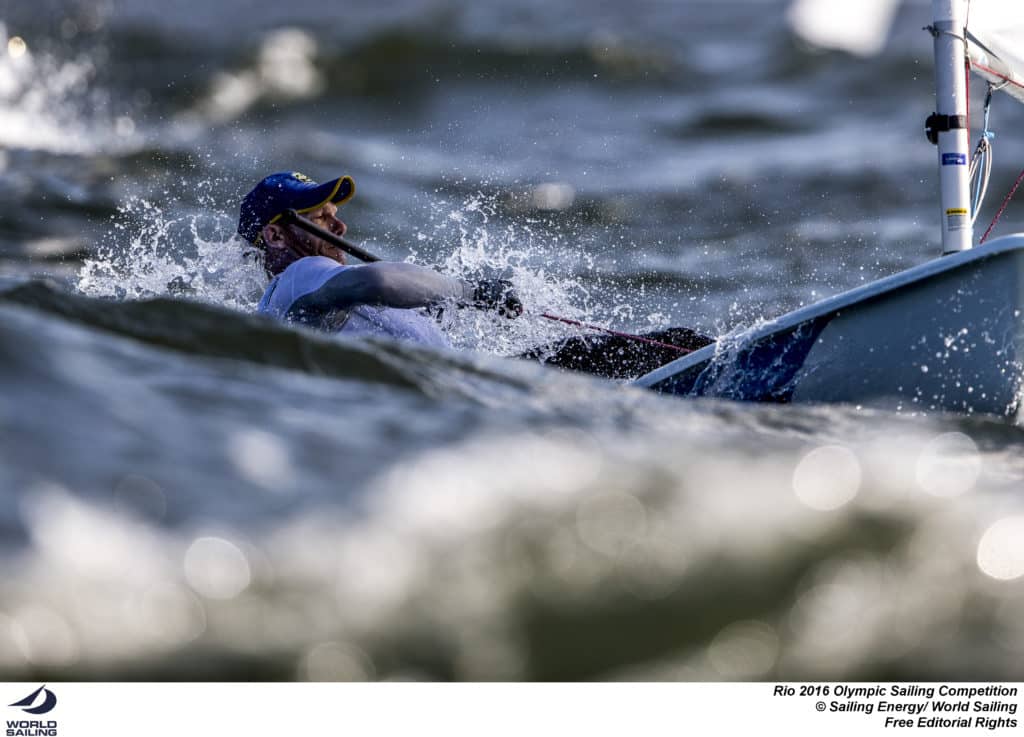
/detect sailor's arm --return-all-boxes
[285,261,522,324]
[309,262,471,310]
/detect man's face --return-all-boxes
[262,201,349,266]
[304,201,346,239]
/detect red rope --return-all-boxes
[979,167,1024,244]
[972,63,1024,97]
[539,312,694,354]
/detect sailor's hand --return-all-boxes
[472,278,523,319]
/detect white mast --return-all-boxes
[929,0,973,254]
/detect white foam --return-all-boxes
[0,23,139,155]
[192,28,323,123]
[420,191,646,356]
[76,194,266,309]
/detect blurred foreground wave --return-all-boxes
[1,282,1023,680]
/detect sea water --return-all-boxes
[2,0,1024,680]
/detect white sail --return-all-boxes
[967,1,1024,104]
[786,0,901,56]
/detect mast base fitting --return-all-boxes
[925,113,967,145]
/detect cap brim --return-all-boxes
[291,175,356,213]
[266,175,356,229]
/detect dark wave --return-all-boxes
[673,111,811,139]
[0,280,542,397]
[323,29,680,96]
[81,27,686,122]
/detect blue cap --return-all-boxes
[238,171,355,244]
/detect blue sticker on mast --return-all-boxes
[942,153,967,166]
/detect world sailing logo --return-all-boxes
[8,687,55,716]
[6,686,57,737]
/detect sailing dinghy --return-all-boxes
[635,0,1024,416]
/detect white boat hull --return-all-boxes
[635,235,1024,416]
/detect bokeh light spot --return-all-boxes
[915,432,981,497]
[113,474,167,520]
[300,641,375,681]
[226,429,293,490]
[792,445,861,511]
[8,37,27,59]
[576,491,647,556]
[184,536,252,599]
[707,620,779,678]
[977,517,1024,581]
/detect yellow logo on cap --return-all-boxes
[291,172,314,183]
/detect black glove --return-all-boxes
[472,278,523,319]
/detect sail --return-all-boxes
[967,1,1024,104]
[786,0,901,57]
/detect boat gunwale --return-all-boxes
[634,233,1024,388]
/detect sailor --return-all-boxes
[238,171,521,347]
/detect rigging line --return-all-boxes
[537,312,695,354]
[970,63,1024,94]
[969,136,992,224]
[969,83,996,224]
[978,167,1024,244]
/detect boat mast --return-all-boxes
[929,0,973,253]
